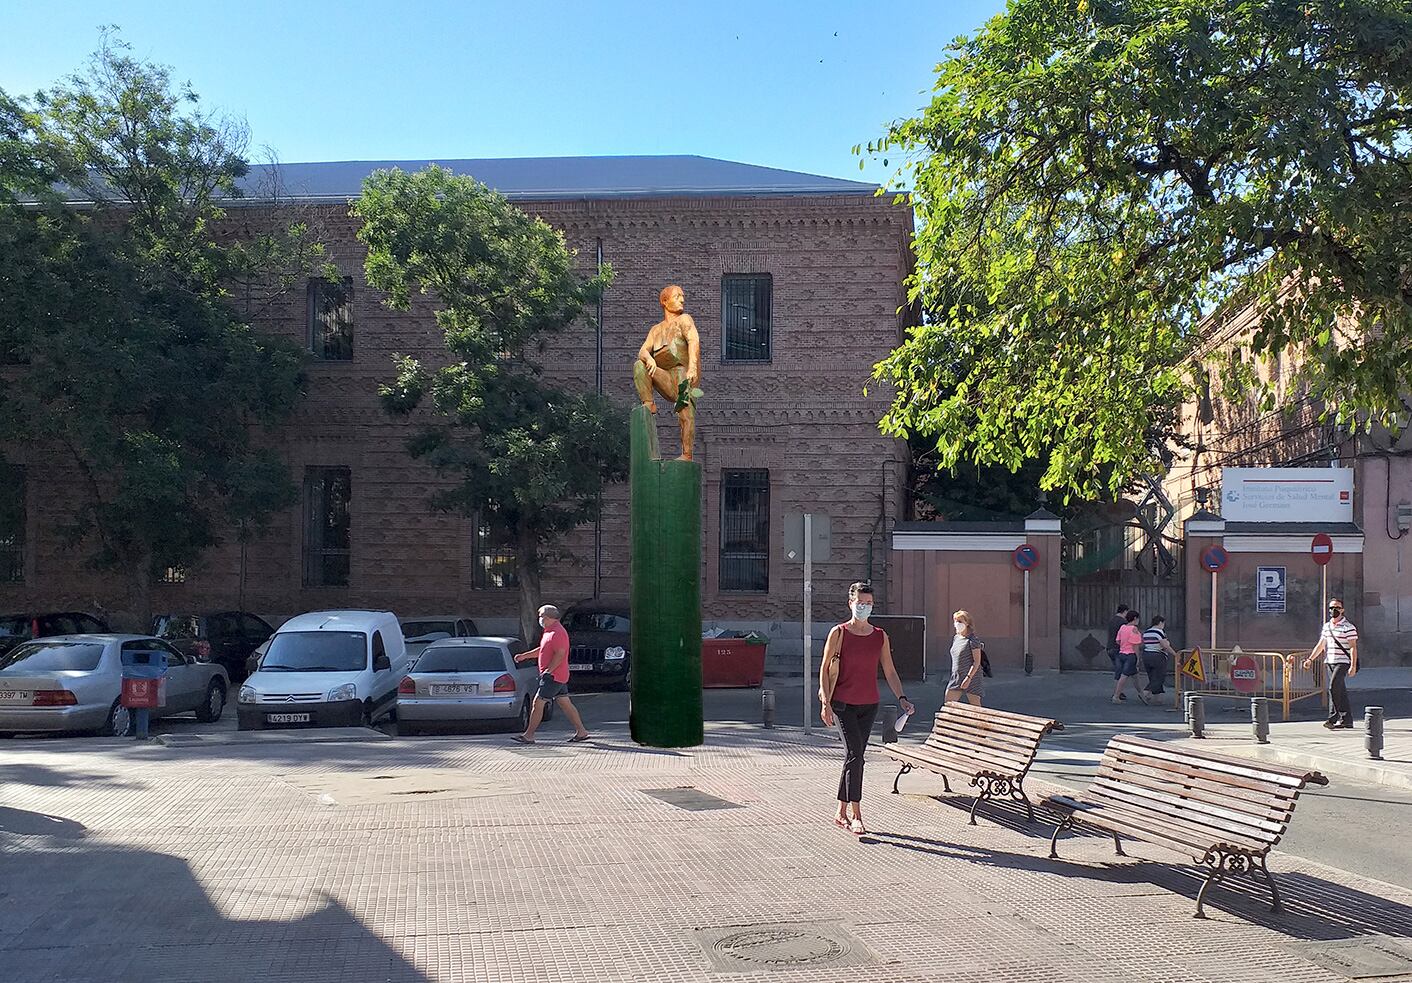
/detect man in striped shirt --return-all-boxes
[1303,598,1359,729]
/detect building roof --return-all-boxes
[893,520,1027,534]
[224,155,878,203]
[1222,521,1364,535]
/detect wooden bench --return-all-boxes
[883,702,1063,824]
[1044,735,1329,918]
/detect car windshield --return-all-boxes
[565,612,629,633]
[260,631,367,672]
[0,641,105,673]
[151,615,201,639]
[401,621,455,639]
[413,646,505,674]
[0,616,34,640]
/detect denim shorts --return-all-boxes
[1114,654,1138,679]
[535,676,569,701]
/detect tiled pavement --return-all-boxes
[3,723,1412,982]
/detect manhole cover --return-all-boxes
[715,929,848,966]
[1295,938,1412,980]
[694,922,874,973]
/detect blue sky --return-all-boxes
[0,0,1006,183]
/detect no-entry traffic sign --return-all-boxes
[1311,532,1335,566]
[1230,653,1261,694]
[1199,544,1229,573]
[1012,543,1041,571]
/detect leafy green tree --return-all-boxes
[353,165,626,642]
[867,0,1412,498]
[0,36,316,622]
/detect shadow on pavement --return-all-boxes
[860,827,1412,939]
[0,814,430,983]
[1,761,146,791]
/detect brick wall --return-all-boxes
[0,193,913,633]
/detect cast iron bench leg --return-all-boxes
[1048,812,1074,859]
[1255,855,1283,914]
[891,763,911,794]
[1112,833,1126,857]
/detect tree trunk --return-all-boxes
[515,528,542,646]
[130,556,154,634]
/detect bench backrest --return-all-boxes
[924,702,1062,777]
[1092,735,1329,853]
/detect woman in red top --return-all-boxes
[819,582,914,835]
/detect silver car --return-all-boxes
[0,635,231,737]
[397,637,534,734]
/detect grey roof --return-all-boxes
[893,520,1027,533]
[1223,521,1364,535]
[229,155,877,202]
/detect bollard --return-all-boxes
[1188,694,1206,739]
[761,688,776,729]
[1251,697,1270,745]
[1023,651,1034,676]
[880,705,898,744]
[1366,706,1385,761]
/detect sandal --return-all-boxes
[833,816,849,829]
[849,818,867,836]
[511,735,536,745]
[569,733,592,743]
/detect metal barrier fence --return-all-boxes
[1174,648,1327,721]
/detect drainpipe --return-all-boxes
[593,236,605,598]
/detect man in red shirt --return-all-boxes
[513,604,590,744]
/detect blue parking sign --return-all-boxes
[1256,566,1286,614]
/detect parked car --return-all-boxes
[560,601,631,690]
[237,611,408,731]
[0,612,111,659]
[399,616,480,667]
[397,636,534,734]
[0,635,229,737]
[150,611,274,684]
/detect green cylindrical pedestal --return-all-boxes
[629,404,703,747]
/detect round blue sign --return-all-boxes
[1012,543,1041,571]
[1200,544,1229,573]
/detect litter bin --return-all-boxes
[702,636,767,688]
[120,648,168,739]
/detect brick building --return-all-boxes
[1,156,913,642]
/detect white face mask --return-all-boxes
[851,602,873,621]
[954,621,966,634]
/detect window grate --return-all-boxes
[721,274,772,362]
[0,465,24,584]
[304,467,351,587]
[473,516,518,590]
[160,566,187,585]
[720,469,769,592]
[307,277,354,361]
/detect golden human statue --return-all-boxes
[634,284,702,461]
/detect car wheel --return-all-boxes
[196,680,226,723]
[100,700,132,738]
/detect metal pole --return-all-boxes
[1321,565,1327,620]
[1210,571,1218,650]
[1366,706,1385,760]
[1188,694,1206,738]
[1251,697,1270,744]
[761,688,775,729]
[803,512,813,735]
[1023,567,1030,669]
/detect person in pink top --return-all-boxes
[1111,609,1149,704]
[817,582,914,836]
[513,604,590,744]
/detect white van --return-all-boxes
[236,611,408,730]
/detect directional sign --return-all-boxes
[1012,543,1041,571]
[1181,647,1206,683]
[1230,653,1260,694]
[1199,544,1229,574]
[1311,532,1335,566]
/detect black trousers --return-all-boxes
[832,701,879,803]
[1141,653,1167,695]
[1327,663,1352,726]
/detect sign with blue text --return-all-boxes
[1256,566,1286,614]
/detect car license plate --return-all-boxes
[568,663,592,672]
[429,683,478,696]
[0,689,32,704]
[266,712,311,724]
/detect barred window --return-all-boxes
[720,470,769,592]
[304,467,351,587]
[721,274,772,362]
[0,465,24,584]
[307,277,354,361]
[473,516,518,590]
[160,566,187,585]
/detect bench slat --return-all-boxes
[919,733,1033,772]
[1103,746,1307,796]
[1108,736,1326,788]
[1047,796,1246,860]
[931,716,1052,754]
[1099,761,1296,822]
[1089,776,1286,839]
[885,745,1011,777]
[1100,756,1300,807]
[888,740,1021,774]
[943,702,1059,733]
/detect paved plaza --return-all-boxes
[4,711,1412,983]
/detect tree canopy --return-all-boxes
[868,0,1412,498]
[0,35,316,621]
[353,165,626,642]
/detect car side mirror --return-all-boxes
[374,654,391,672]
